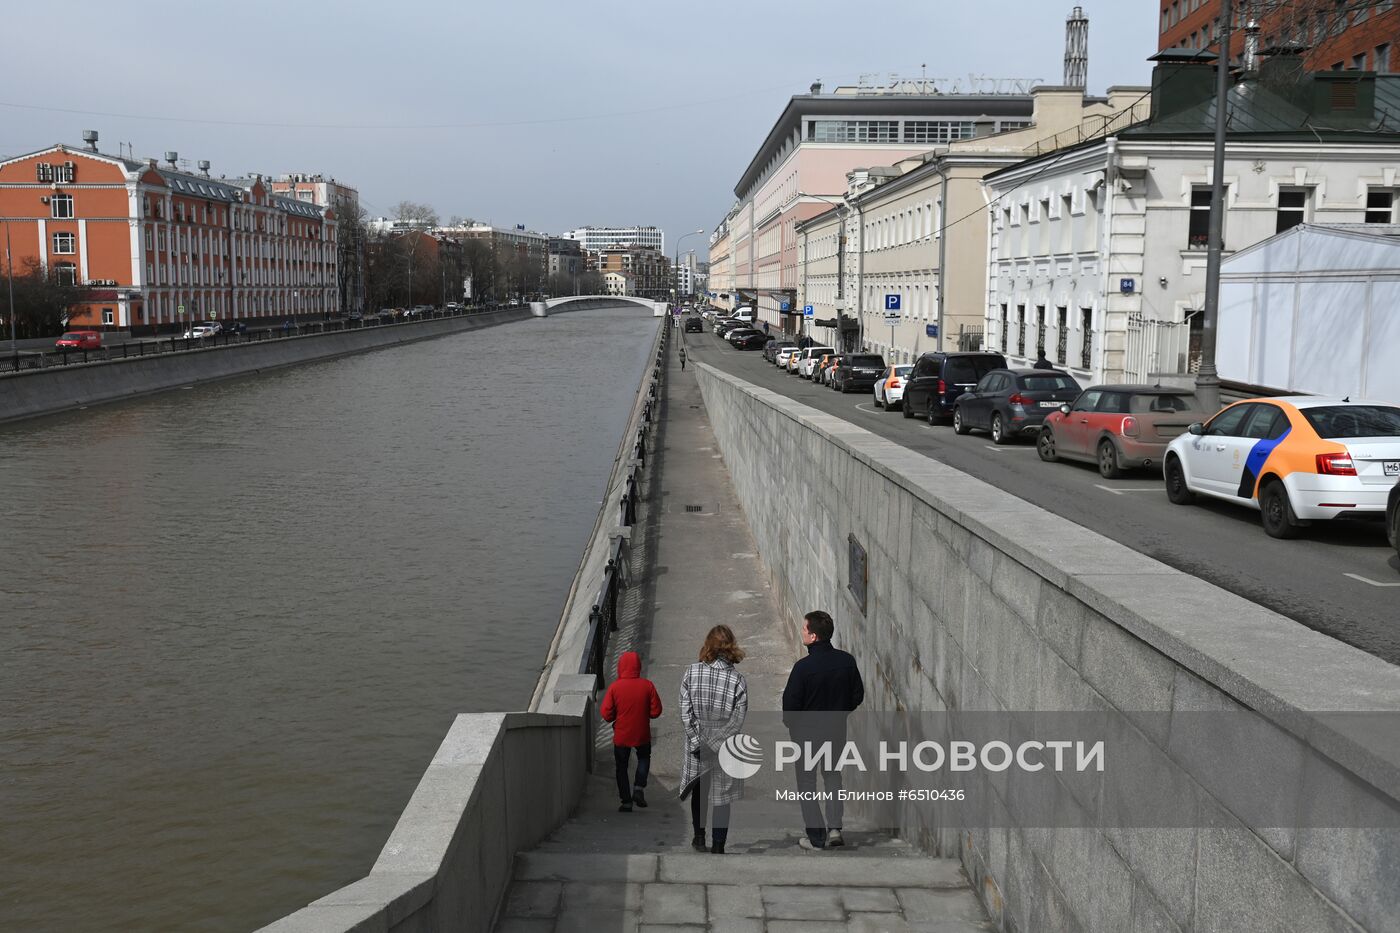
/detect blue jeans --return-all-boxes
[614,744,650,803]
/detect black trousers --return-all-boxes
[688,768,731,832]
[613,744,650,803]
[794,761,844,845]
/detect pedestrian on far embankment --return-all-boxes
[782,610,864,850]
[679,625,749,854]
[679,347,687,371]
[600,651,663,812]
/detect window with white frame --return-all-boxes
[51,194,74,218]
[102,308,114,325]
[55,262,77,286]
[1276,188,1310,233]
[52,232,76,254]
[1365,190,1395,222]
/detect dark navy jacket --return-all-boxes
[782,640,864,734]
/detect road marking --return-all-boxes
[1343,573,1400,588]
[1094,484,1161,496]
[984,445,1033,452]
[853,403,882,414]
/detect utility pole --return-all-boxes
[5,220,17,368]
[1195,0,1233,414]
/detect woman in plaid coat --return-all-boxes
[678,624,749,854]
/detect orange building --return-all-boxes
[0,134,338,332]
[1160,0,1397,72]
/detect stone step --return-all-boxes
[514,851,970,889]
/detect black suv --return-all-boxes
[902,352,1008,423]
[684,317,704,333]
[1387,483,1399,565]
[831,354,887,393]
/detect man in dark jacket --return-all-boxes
[601,651,663,812]
[1032,351,1054,370]
[782,610,864,849]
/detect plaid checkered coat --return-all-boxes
[678,659,749,806]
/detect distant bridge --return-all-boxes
[535,295,666,317]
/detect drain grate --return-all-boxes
[684,505,703,513]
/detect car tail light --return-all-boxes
[1315,453,1356,476]
[1121,416,1139,437]
[1008,393,1030,406]
[890,378,902,388]
[937,379,947,395]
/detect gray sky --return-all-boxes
[5,1,1153,250]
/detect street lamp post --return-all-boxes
[5,220,17,368]
[1195,0,1233,414]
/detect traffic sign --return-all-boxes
[780,301,790,311]
[884,294,901,311]
[803,304,814,317]
[883,312,901,327]
[177,304,185,316]
[926,324,939,338]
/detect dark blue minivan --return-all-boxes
[901,351,1008,424]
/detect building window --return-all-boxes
[102,308,114,325]
[1188,187,1213,247]
[1365,190,1394,222]
[1056,307,1068,363]
[1353,53,1367,70]
[1017,304,1026,356]
[1377,44,1391,72]
[51,194,74,219]
[1277,188,1309,233]
[1000,304,1009,352]
[55,262,77,286]
[808,120,899,143]
[903,120,975,144]
[52,232,76,254]
[1080,307,1093,369]
[1035,305,1047,356]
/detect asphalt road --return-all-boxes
[684,327,1400,668]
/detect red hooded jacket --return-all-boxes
[600,651,663,747]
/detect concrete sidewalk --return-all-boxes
[493,327,992,932]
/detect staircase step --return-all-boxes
[514,850,968,889]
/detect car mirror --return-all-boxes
[1059,404,1071,415]
[1187,422,1205,436]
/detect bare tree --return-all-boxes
[393,200,440,227]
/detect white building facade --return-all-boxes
[563,225,664,252]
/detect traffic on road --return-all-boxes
[685,306,1400,664]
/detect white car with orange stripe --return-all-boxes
[874,364,913,411]
[1163,397,1400,539]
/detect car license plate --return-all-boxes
[1385,461,1399,476]
[1039,401,1061,408]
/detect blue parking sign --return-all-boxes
[803,304,814,317]
[885,294,901,311]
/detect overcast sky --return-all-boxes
[5,1,1153,251]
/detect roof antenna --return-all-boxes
[1343,395,1350,403]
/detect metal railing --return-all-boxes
[2,304,522,375]
[576,321,668,691]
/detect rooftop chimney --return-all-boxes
[164,151,178,169]
[198,160,211,177]
[1243,19,1261,73]
[810,80,823,95]
[1064,7,1089,89]
[81,129,99,152]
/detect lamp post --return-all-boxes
[5,220,16,368]
[673,229,704,308]
[1194,0,1233,414]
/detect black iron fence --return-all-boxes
[2,304,523,375]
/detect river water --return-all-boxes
[0,305,659,931]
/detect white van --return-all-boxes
[734,308,754,323]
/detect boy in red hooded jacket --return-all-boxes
[601,651,663,812]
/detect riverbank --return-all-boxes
[0,307,532,424]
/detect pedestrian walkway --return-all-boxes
[494,328,991,932]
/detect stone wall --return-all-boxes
[0,309,532,424]
[694,362,1400,933]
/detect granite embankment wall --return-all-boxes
[257,319,666,933]
[0,309,532,424]
[694,362,1400,933]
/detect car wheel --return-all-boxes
[991,413,1012,445]
[874,392,883,409]
[1097,439,1125,479]
[1164,456,1195,504]
[901,394,915,419]
[953,408,970,435]
[1259,481,1302,539]
[926,397,939,425]
[1037,429,1058,462]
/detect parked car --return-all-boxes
[183,324,218,339]
[725,327,762,347]
[1388,483,1400,564]
[797,346,836,379]
[346,311,364,325]
[714,318,745,337]
[816,353,842,385]
[953,369,1083,444]
[54,330,102,350]
[1039,385,1204,477]
[224,319,248,335]
[902,352,1009,423]
[732,331,769,350]
[1163,397,1400,539]
[764,339,796,362]
[874,364,913,411]
[684,317,704,333]
[376,309,396,323]
[775,346,801,369]
[831,354,889,394]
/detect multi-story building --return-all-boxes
[547,236,585,284]
[271,173,363,315]
[795,84,1152,360]
[563,225,665,252]
[604,270,636,296]
[982,50,1400,384]
[439,222,549,301]
[674,250,701,297]
[1160,0,1397,73]
[0,133,337,331]
[590,245,671,299]
[712,75,1038,328]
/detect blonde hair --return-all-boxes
[699,624,745,664]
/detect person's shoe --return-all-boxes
[618,802,633,813]
[710,829,728,854]
[799,836,826,851]
[691,831,707,852]
[827,830,845,848]
[632,789,647,808]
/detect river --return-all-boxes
[0,305,659,931]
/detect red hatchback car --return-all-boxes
[54,330,102,350]
[1037,384,1204,478]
